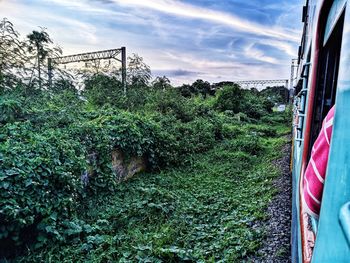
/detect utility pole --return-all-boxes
[289,58,298,101]
[121,47,126,95]
[290,58,298,90]
[48,57,52,87]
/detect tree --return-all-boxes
[27,29,53,89]
[178,84,193,97]
[152,76,171,90]
[192,79,211,98]
[127,53,151,87]
[260,85,289,104]
[215,84,243,113]
[83,74,125,107]
[51,78,77,94]
[0,18,27,91]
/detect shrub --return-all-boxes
[215,84,243,113]
[82,74,126,108]
[215,85,274,120]
[0,96,24,124]
[0,122,87,254]
[232,135,263,155]
[221,124,244,139]
[151,89,194,122]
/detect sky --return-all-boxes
[0,0,304,86]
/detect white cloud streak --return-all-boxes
[0,0,300,85]
[110,0,300,42]
[243,43,279,64]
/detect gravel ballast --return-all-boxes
[252,138,292,262]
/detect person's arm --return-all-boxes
[302,106,335,218]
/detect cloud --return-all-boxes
[153,69,200,77]
[243,43,279,64]
[110,0,300,42]
[0,0,301,86]
[44,0,116,15]
[259,39,296,57]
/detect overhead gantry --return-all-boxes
[48,47,126,94]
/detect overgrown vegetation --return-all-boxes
[0,19,291,262]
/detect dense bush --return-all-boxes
[0,103,230,257]
[260,85,289,104]
[0,77,290,259]
[0,112,158,255]
[0,96,24,123]
[215,84,274,119]
[83,74,126,108]
[215,84,243,113]
[0,122,87,253]
[150,89,194,122]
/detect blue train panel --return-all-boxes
[291,0,350,262]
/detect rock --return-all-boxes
[111,148,147,181]
[85,149,147,183]
[111,148,127,180]
[124,156,147,181]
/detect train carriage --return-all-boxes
[292,0,350,262]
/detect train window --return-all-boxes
[323,0,346,45]
[295,50,311,146]
[308,9,345,156]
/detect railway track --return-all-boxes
[251,137,292,262]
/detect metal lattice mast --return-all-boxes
[290,58,298,90]
[48,47,127,94]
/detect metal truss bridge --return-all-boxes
[232,79,289,89]
[48,47,126,93]
[213,79,289,91]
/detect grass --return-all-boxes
[16,122,290,263]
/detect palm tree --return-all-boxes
[27,30,52,89]
[152,76,171,90]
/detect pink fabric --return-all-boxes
[302,106,335,218]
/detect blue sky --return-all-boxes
[0,0,304,86]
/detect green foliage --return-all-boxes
[178,84,196,97]
[215,84,243,113]
[0,18,27,91]
[0,122,87,251]
[12,126,288,263]
[0,82,291,259]
[127,53,152,87]
[27,29,62,89]
[178,80,215,98]
[232,135,263,155]
[260,85,289,104]
[0,18,293,262]
[152,76,171,90]
[151,89,194,122]
[50,78,77,94]
[261,106,293,126]
[0,95,24,123]
[83,74,125,108]
[215,84,275,119]
[192,79,211,98]
[27,30,52,62]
